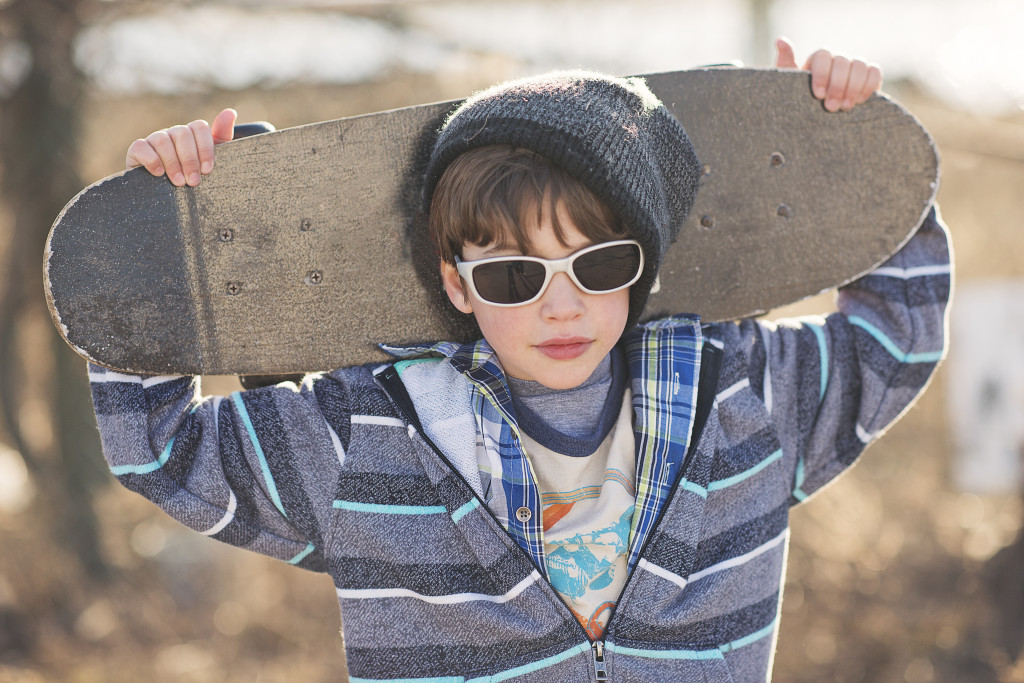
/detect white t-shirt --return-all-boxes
[520,390,635,640]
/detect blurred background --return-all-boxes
[1,0,1023,681]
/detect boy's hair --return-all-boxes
[428,145,628,265]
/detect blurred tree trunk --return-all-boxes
[0,0,108,579]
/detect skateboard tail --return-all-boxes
[643,70,940,323]
[45,175,112,366]
[45,169,202,374]
[803,99,941,298]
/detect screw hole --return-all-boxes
[770,152,785,167]
[700,215,716,229]
[777,204,792,218]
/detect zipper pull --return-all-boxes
[592,640,608,681]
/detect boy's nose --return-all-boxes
[540,272,585,320]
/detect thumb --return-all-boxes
[211,108,238,145]
[774,37,798,69]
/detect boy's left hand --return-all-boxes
[774,37,882,113]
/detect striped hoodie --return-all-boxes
[89,208,950,681]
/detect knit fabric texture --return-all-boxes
[424,71,703,329]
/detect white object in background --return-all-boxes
[947,281,1024,494]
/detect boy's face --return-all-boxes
[440,201,630,390]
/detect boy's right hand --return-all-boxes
[774,38,882,113]
[125,107,237,187]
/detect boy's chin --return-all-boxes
[512,358,602,391]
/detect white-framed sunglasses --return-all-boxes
[455,239,644,307]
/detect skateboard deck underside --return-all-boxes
[45,68,938,375]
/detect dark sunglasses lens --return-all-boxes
[472,260,547,304]
[573,243,642,291]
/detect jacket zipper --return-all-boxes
[592,640,609,680]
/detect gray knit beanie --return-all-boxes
[424,70,702,330]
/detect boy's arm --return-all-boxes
[89,366,350,571]
[736,206,951,502]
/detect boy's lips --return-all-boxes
[535,336,593,360]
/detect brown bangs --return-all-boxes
[428,145,627,265]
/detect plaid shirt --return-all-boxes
[383,314,703,576]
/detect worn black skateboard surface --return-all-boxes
[45,68,938,375]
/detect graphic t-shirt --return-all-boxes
[519,394,635,640]
[508,349,636,640]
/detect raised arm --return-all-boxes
[705,41,947,502]
[88,364,360,571]
[723,206,951,503]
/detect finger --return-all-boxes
[188,119,216,175]
[167,124,203,187]
[198,108,238,175]
[864,64,883,98]
[850,64,882,106]
[774,37,798,69]
[824,56,851,112]
[805,49,833,101]
[144,130,186,186]
[211,108,237,145]
[839,60,869,111]
[126,139,164,176]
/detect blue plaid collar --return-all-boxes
[381,314,703,575]
[381,337,517,419]
[382,338,505,377]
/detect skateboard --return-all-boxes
[44,68,939,376]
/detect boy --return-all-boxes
[94,40,949,681]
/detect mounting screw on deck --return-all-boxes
[700,215,716,229]
[219,228,234,242]
[769,152,786,167]
[699,164,712,186]
[226,282,241,295]
[305,270,323,285]
[300,218,313,231]
[777,204,792,218]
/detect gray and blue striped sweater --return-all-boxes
[89,208,950,681]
